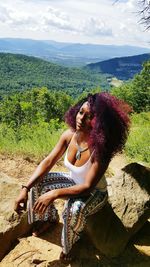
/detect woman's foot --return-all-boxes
[59,251,73,263]
[32,220,54,237]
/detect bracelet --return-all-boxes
[21,185,30,192]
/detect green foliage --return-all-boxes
[125,112,150,163]
[111,61,150,112]
[0,53,149,164]
[131,61,150,112]
[0,86,71,159]
[0,121,66,160]
[1,112,149,164]
[0,53,110,98]
[0,87,73,128]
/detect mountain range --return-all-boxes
[0,38,150,67]
[0,53,109,97]
[86,53,150,80]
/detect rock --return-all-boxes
[0,235,63,267]
[110,163,150,232]
[0,172,32,261]
[1,223,150,267]
[0,162,150,261]
[87,162,150,257]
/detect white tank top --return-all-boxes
[64,149,92,184]
[64,148,107,191]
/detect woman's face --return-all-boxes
[76,102,93,132]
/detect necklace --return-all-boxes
[75,140,89,160]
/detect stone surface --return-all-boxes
[0,172,32,261]
[0,162,150,262]
[1,222,150,267]
[87,162,150,257]
[109,162,150,231]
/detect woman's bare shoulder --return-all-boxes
[61,128,75,144]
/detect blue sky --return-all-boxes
[0,0,149,47]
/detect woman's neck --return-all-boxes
[76,131,90,145]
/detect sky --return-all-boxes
[0,0,149,48]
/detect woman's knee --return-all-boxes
[64,200,85,228]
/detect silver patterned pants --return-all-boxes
[28,172,108,254]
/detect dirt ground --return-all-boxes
[0,152,128,182]
[0,153,150,266]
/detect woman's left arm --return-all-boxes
[55,160,108,197]
[33,161,108,215]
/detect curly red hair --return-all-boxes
[65,93,132,164]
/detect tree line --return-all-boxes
[112,61,150,112]
[0,53,109,98]
[0,60,149,131]
[0,88,73,128]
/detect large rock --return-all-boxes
[0,162,150,261]
[0,172,32,261]
[87,162,150,257]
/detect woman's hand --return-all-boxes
[14,188,28,214]
[33,191,57,215]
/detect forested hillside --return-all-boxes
[86,53,150,80]
[112,60,150,112]
[0,53,109,97]
[0,61,149,163]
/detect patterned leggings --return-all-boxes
[28,172,108,254]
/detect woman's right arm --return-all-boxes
[14,129,73,214]
[25,129,73,190]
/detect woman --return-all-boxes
[14,92,131,262]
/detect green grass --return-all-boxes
[125,112,150,164]
[0,112,149,165]
[0,120,66,160]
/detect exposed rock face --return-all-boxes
[0,173,31,261]
[0,162,149,261]
[109,163,150,231]
[87,162,150,256]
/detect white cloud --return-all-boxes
[0,3,37,29]
[41,6,76,32]
[0,0,149,47]
[116,0,138,11]
[40,6,113,37]
[0,5,12,23]
[82,18,112,36]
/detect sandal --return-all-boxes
[59,251,74,263]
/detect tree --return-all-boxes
[131,61,150,112]
[111,61,150,112]
[139,0,150,29]
[0,87,73,128]
[0,95,24,128]
[114,0,150,30]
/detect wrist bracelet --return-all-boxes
[21,185,30,192]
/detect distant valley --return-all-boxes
[0,38,149,97]
[0,38,150,67]
[0,50,149,98]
